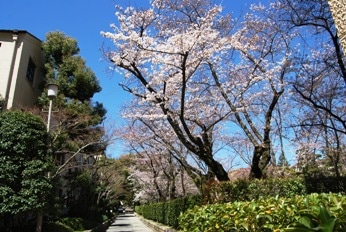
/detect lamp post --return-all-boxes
[46,83,58,132]
[36,83,58,232]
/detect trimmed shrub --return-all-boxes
[179,193,346,232]
[137,177,307,229]
[135,195,202,229]
[204,177,306,204]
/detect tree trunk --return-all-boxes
[35,213,43,232]
[249,144,271,179]
[4,213,11,231]
[180,170,186,196]
[203,157,229,181]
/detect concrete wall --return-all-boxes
[0,30,44,110]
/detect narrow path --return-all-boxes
[106,213,154,232]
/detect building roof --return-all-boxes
[0,29,41,42]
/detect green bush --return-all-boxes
[135,195,202,229]
[46,216,104,231]
[179,193,346,232]
[286,205,338,232]
[43,221,74,232]
[101,214,109,222]
[204,177,306,204]
[304,175,346,194]
[57,217,85,231]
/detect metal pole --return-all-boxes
[47,99,53,132]
[38,99,52,232]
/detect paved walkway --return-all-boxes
[106,213,154,232]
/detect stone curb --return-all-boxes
[136,214,177,232]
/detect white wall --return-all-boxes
[0,32,16,103]
[0,30,44,109]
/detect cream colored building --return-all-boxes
[0,30,44,111]
[327,0,346,52]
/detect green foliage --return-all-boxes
[0,111,52,215]
[51,213,102,230]
[67,170,99,219]
[42,31,101,101]
[40,31,106,152]
[178,193,346,232]
[39,31,106,155]
[285,206,337,232]
[135,195,203,229]
[43,221,74,232]
[57,217,85,231]
[38,31,108,225]
[304,175,346,194]
[205,177,306,204]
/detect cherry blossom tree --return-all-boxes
[205,2,294,178]
[271,0,346,176]
[102,0,346,181]
[118,120,201,202]
[96,156,135,207]
[102,0,233,181]
[102,0,299,180]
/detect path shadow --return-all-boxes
[108,223,131,227]
[117,214,135,217]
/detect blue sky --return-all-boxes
[1,0,262,157]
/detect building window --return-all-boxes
[26,58,36,83]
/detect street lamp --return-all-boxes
[46,83,58,132]
[36,83,58,232]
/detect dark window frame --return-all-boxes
[26,58,36,83]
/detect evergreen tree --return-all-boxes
[38,31,107,222]
[0,111,52,231]
[40,31,106,160]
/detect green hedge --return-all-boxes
[135,195,202,229]
[179,193,346,232]
[304,176,346,194]
[136,177,306,229]
[136,177,346,231]
[204,177,306,203]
